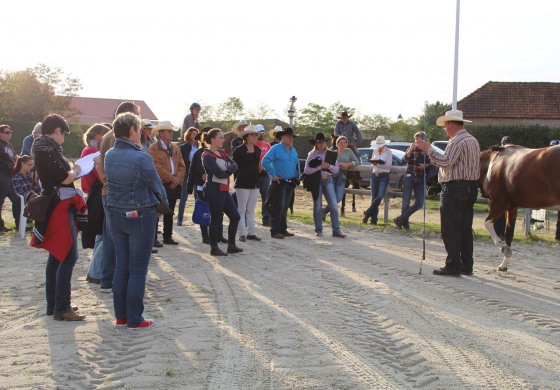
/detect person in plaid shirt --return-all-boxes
[394,132,431,230]
[12,155,42,197]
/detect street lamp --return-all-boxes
[397,113,403,121]
[288,96,297,128]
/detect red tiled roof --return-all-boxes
[67,96,158,124]
[458,81,560,119]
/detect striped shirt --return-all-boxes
[427,129,480,183]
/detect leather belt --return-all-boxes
[373,172,389,177]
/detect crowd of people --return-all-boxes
[4,101,560,329]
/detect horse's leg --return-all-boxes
[497,208,517,272]
[352,194,356,212]
[341,193,346,215]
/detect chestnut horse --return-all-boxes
[479,144,560,271]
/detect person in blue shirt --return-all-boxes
[261,127,300,239]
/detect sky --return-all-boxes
[3,0,560,125]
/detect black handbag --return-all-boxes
[155,192,174,215]
[23,171,58,223]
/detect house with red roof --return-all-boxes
[65,97,158,124]
[457,81,560,127]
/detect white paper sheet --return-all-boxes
[74,151,100,178]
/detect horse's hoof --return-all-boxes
[501,246,512,258]
[497,266,508,272]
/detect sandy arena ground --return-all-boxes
[1,190,560,389]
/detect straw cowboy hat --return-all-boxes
[436,109,472,126]
[232,119,248,133]
[238,125,259,138]
[373,135,388,148]
[269,125,283,140]
[151,121,178,136]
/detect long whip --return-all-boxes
[420,101,428,274]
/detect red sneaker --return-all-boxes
[128,319,154,330]
[116,318,127,327]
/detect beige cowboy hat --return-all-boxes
[436,109,472,126]
[151,121,178,136]
[232,119,248,133]
[268,125,283,140]
[238,125,259,138]
[372,135,388,148]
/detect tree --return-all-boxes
[0,64,81,121]
[356,114,392,139]
[216,97,244,121]
[247,101,277,120]
[414,101,450,141]
[198,104,216,123]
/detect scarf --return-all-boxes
[32,135,64,155]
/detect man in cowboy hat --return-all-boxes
[334,111,362,158]
[415,109,480,277]
[231,119,249,152]
[148,121,186,246]
[269,125,282,146]
[181,102,202,142]
[261,127,300,239]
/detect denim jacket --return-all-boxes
[105,138,167,209]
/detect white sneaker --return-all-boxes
[100,287,112,293]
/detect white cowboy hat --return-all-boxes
[255,124,265,132]
[238,125,259,138]
[436,110,472,126]
[373,135,388,148]
[152,121,178,136]
[269,125,283,140]
[232,119,248,133]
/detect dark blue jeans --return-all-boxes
[400,174,425,224]
[258,174,271,221]
[46,206,78,313]
[101,195,116,289]
[269,181,294,235]
[0,172,20,228]
[108,206,157,327]
[177,177,189,223]
[204,189,240,249]
[364,174,389,224]
[440,181,478,272]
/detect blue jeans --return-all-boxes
[324,174,346,214]
[313,177,342,235]
[204,189,240,249]
[101,195,116,289]
[269,181,294,235]
[177,178,189,223]
[258,174,271,221]
[400,174,425,224]
[364,174,389,224]
[87,234,104,279]
[46,206,79,313]
[108,206,157,327]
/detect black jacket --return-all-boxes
[187,147,207,195]
[232,144,261,189]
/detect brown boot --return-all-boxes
[53,309,85,321]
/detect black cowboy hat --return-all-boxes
[309,132,327,145]
[195,127,212,141]
[338,111,352,118]
[277,127,298,138]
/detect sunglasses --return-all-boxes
[2,131,13,135]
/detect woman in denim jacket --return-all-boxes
[202,128,242,257]
[105,113,167,330]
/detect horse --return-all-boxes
[479,144,560,271]
[223,131,238,155]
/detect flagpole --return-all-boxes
[452,0,461,110]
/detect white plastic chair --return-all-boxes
[18,194,27,239]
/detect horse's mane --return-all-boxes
[489,145,505,152]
